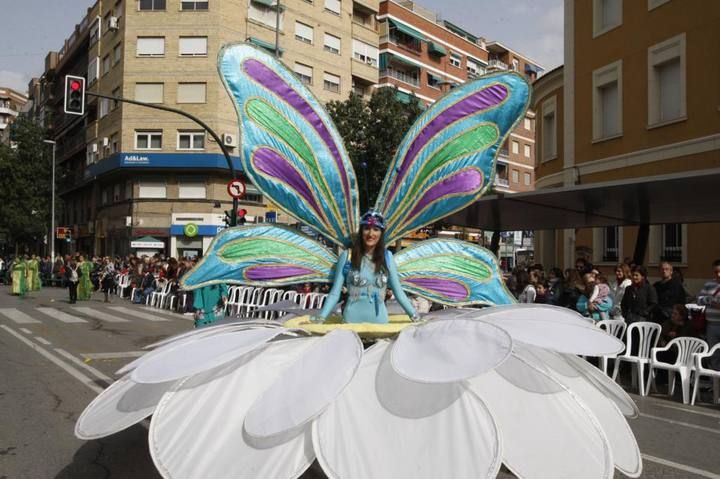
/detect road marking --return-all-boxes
[55,348,112,381]
[640,413,720,435]
[0,308,41,324]
[656,403,720,419]
[72,306,129,323]
[20,328,32,334]
[35,336,52,346]
[82,351,145,360]
[37,307,87,324]
[643,454,720,479]
[0,325,103,394]
[109,306,169,322]
[140,306,180,318]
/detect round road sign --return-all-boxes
[227,179,246,199]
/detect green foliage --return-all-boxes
[327,87,423,210]
[0,117,53,251]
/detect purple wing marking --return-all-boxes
[405,278,469,301]
[406,169,483,220]
[246,265,317,281]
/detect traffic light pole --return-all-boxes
[85,91,241,225]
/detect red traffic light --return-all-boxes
[237,208,247,218]
[70,80,82,91]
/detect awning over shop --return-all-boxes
[248,37,285,54]
[389,19,425,42]
[427,41,447,56]
[445,169,720,231]
[130,236,165,249]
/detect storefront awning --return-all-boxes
[444,168,720,231]
[390,20,425,42]
[427,41,447,56]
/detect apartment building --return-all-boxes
[33,0,380,258]
[0,87,28,144]
[533,0,720,289]
[377,0,543,195]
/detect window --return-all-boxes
[88,57,99,84]
[466,58,484,78]
[593,61,622,140]
[177,82,206,103]
[648,33,686,125]
[138,0,166,10]
[86,144,98,165]
[603,226,619,262]
[294,63,313,85]
[541,96,557,161]
[524,144,531,158]
[102,54,111,75]
[89,17,100,46]
[449,52,462,68]
[248,1,283,30]
[325,0,340,15]
[324,33,341,54]
[427,73,441,89]
[179,36,207,56]
[177,130,205,150]
[99,98,111,118]
[352,39,377,66]
[323,72,340,93]
[113,43,122,64]
[137,36,165,56]
[135,130,162,150]
[524,118,531,130]
[295,22,313,44]
[511,140,519,154]
[511,170,519,183]
[661,224,684,262]
[135,83,164,103]
[138,179,166,198]
[523,172,531,186]
[112,87,121,109]
[111,133,119,153]
[178,178,207,198]
[593,0,622,37]
[181,0,208,10]
[648,0,671,10]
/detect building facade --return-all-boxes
[0,87,28,144]
[32,0,381,258]
[533,0,720,290]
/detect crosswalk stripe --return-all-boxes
[140,306,181,318]
[0,308,41,324]
[72,307,130,323]
[37,307,87,324]
[109,306,170,322]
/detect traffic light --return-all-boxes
[64,75,85,115]
[237,208,247,225]
[223,209,236,227]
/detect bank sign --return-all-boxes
[84,152,243,178]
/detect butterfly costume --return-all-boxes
[75,44,642,479]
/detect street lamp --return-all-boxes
[43,139,56,262]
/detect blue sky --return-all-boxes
[0,0,563,94]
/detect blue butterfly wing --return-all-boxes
[394,238,515,306]
[375,73,530,245]
[219,43,359,247]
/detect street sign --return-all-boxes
[56,227,70,239]
[226,179,246,199]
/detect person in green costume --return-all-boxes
[77,255,94,301]
[26,254,41,291]
[193,283,229,328]
[11,256,28,296]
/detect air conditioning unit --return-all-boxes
[109,16,119,31]
[222,133,238,148]
[91,143,98,153]
[102,137,109,147]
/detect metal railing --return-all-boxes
[380,68,419,86]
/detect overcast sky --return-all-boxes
[0,0,563,95]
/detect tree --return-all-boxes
[0,117,53,254]
[327,87,423,210]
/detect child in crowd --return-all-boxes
[535,281,549,304]
[659,304,695,347]
[586,272,611,316]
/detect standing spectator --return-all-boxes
[576,272,613,321]
[621,265,658,324]
[99,257,116,303]
[65,259,80,304]
[697,259,720,370]
[653,262,687,324]
[517,270,538,303]
[610,263,632,318]
[77,256,94,301]
[559,268,583,310]
[535,281,549,304]
[546,268,564,305]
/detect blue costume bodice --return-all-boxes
[318,250,416,324]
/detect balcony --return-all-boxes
[380,67,419,87]
[494,177,509,188]
[488,59,508,70]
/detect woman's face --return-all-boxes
[362,226,382,250]
[631,271,644,285]
[615,267,623,280]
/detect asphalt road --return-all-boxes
[1,286,719,478]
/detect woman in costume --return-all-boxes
[315,210,417,324]
[77,255,94,301]
[192,283,229,328]
[11,256,28,296]
[75,44,642,479]
[26,254,41,291]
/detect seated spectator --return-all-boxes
[621,265,658,324]
[134,268,157,304]
[659,304,695,347]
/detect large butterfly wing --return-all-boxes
[394,238,515,306]
[376,73,530,245]
[219,43,359,247]
[180,225,338,289]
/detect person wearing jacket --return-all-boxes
[621,265,658,324]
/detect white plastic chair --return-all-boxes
[116,274,130,298]
[245,287,264,317]
[224,286,240,314]
[169,289,188,312]
[151,280,173,308]
[612,321,661,396]
[263,289,284,320]
[691,343,720,406]
[596,319,627,375]
[646,337,708,404]
[303,292,321,309]
[282,290,298,303]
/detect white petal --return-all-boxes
[520,346,642,477]
[469,352,614,479]
[244,330,363,439]
[131,328,284,384]
[314,341,502,479]
[150,338,318,479]
[391,318,512,383]
[75,375,175,440]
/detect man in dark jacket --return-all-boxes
[653,262,687,324]
[621,265,658,324]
